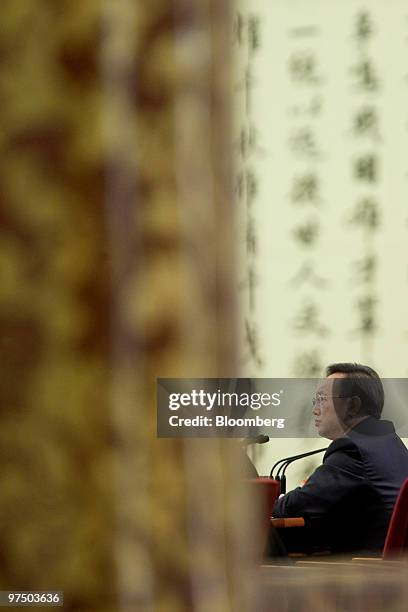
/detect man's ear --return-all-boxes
[349,395,362,418]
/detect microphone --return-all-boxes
[241,434,270,447]
[270,447,328,494]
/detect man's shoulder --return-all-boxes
[324,436,360,457]
[323,437,364,472]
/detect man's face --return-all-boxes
[312,373,349,440]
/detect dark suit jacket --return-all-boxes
[273,417,408,553]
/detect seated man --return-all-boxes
[273,363,408,554]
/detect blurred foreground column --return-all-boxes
[0,1,254,611]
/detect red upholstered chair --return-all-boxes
[246,478,280,558]
[382,477,408,559]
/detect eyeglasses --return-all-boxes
[312,395,350,407]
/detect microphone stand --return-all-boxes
[271,447,328,494]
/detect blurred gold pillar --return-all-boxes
[0,1,252,611]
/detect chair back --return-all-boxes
[383,478,408,559]
[245,478,280,558]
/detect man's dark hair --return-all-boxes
[325,362,384,419]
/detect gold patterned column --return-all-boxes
[0,1,254,611]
